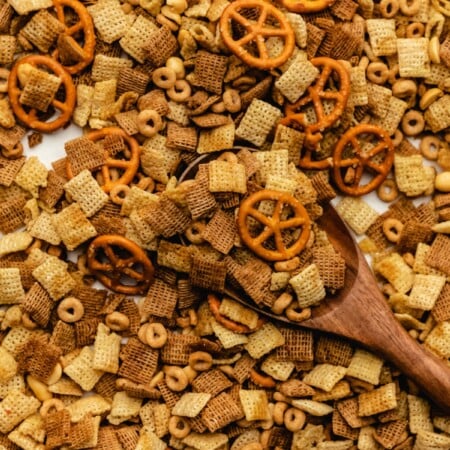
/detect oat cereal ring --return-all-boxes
[105,311,130,331]
[237,189,311,261]
[399,0,420,15]
[406,22,425,37]
[273,401,289,425]
[1,142,23,159]
[391,129,403,147]
[379,0,399,17]
[137,110,163,137]
[285,303,312,322]
[166,80,191,102]
[40,398,65,418]
[168,416,191,439]
[281,57,351,151]
[382,218,404,243]
[164,365,189,391]
[332,124,395,196]
[189,351,213,371]
[401,110,425,137]
[284,407,306,432]
[87,234,154,295]
[217,151,239,163]
[249,368,276,388]
[8,55,76,132]
[0,68,9,93]
[52,0,96,74]
[366,62,390,84]
[57,297,85,323]
[420,135,441,160]
[145,322,168,348]
[219,0,295,70]
[110,184,130,205]
[377,179,398,202]
[185,221,206,244]
[152,67,177,89]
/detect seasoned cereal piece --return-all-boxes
[172,392,211,417]
[0,391,40,433]
[346,348,384,385]
[14,156,47,198]
[64,346,104,392]
[289,264,326,308]
[303,364,347,392]
[374,252,414,294]
[358,382,397,416]
[0,267,24,304]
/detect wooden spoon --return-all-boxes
[179,151,450,413]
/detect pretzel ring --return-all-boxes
[279,0,335,13]
[219,0,295,70]
[332,124,395,196]
[67,128,140,193]
[52,0,96,74]
[237,189,311,262]
[87,235,154,295]
[8,55,76,132]
[280,57,350,150]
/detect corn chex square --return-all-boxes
[64,169,109,217]
[408,395,433,434]
[211,319,249,349]
[336,196,379,235]
[87,0,130,43]
[51,203,97,251]
[374,252,414,294]
[64,346,104,392]
[92,323,121,374]
[289,264,326,308]
[260,354,295,381]
[66,395,111,423]
[8,0,53,14]
[397,38,430,78]
[394,154,429,197]
[32,256,76,300]
[366,19,397,56]
[0,391,40,434]
[303,364,347,392]
[244,322,285,359]
[107,391,142,425]
[172,393,211,417]
[219,298,259,330]
[425,321,450,358]
[182,432,228,450]
[208,160,247,194]
[0,268,24,304]
[254,149,289,185]
[406,274,446,311]
[358,382,397,416]
[346,348,383,385]
[236,99,282,147]
[14,156,47,198]
[0,232,32,258]
[239,390,271,421]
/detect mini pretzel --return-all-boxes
[280,57,350,150]
[52,0,96,74]
[219,0,295,70]
[87,234,154,295]
[332,124,395,196]
[237,189,311,262]
[280,0,335,13]
[8,55,76,132]
[67,127,141,193]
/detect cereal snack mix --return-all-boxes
[1,0,450,448]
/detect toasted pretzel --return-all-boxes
[280,0,335,13]
[87,235,154,295]
[52,0,96,74]
[332,124,395,196]
[280,57,350,150]
[219,0,295,70]
[237,189,311,262]
[8,55,76,132]
[66,127,141,193]
[249,368,276,388]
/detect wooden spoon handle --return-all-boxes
[368,317,450,413]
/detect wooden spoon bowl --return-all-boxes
[178,149,450,413]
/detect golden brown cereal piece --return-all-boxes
[358,382,398,416]
[172,392,211,417]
